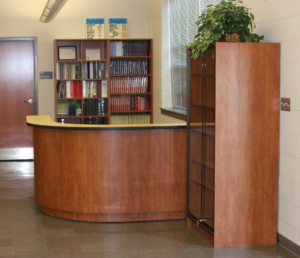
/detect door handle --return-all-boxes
[24,99,33,104]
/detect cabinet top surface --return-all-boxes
[26,115,186,130]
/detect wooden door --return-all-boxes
[0,40,36,152]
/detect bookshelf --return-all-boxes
[54,39,153,125]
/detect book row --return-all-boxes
[111,77,148,93]
[82,62,108,79]
[57,81,82,98]
[84,117,108,125]
[110,60,148,75]
[57,100,81,117]
[110,41,149,57]
[111,95,149,111]
[56,62,81,80]
[83,99,108,116]
[57,81,108,98]
[111,115,150,125]
[82,81,107,98]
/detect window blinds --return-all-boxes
[169,0,222,111]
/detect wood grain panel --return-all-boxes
[214,43,280,248]
[40,206,186,222]
[34,127,186,222]
[0,41,35,148]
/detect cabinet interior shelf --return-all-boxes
[191,158,215,171]
[191,104,215,111]
[191,73,215,77]
[190,179,214,192]
[191,127,215,137]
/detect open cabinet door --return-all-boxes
[187,49,215,236]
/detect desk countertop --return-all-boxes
[26,115,187,130]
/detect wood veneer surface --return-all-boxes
[214,43,280,248]
[34,127,186,222]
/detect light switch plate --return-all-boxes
[281,98,290,111]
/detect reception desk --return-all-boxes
[26,115,187,222]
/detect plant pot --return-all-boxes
[225,30,241,42]
[218,30,241,43]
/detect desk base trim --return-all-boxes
[40,206,186,222]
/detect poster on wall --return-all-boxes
[86,18,105,39]
[109,18,127,39]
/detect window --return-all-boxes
[169,0,222,111]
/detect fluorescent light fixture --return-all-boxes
[39,0,68,23]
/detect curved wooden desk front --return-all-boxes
[27,115,187,222]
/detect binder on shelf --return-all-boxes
[57,101,68,116]
[75,100,82,116]
[83,99,108,116]
[97,81,102,97]
[110,41,149,56]
[56,63,81,79]
[102,80,107,97]
[68,100,75,116]
[111,115,150,125]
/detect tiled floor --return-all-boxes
[0,161,298,258]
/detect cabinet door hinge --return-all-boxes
[196,219,206,226]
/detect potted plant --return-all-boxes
[185,0,264,59]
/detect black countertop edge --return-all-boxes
[26,123,187,130]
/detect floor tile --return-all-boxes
[0,161,298,258]
[13,242,48,256]
[0,230,13,240]
[0,239,13,247]
[79,242,116,252]
[0,246,13,256]
[44,229,76,238]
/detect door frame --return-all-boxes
[0,37,38,115]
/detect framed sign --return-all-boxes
[58,46,77,60]
[86,18,105,39]
[86,49,101,60]
[109,18,127,39]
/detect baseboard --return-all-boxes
[278,233,300,257]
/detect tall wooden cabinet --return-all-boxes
[187,42,280,248]
[54,39,153,125]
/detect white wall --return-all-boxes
[243,0,300,246]
[148,0,186,124]
[0,0,148,121]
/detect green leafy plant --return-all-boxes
[185,0,264,60]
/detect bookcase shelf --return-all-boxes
[110,56,151,59]
[82,60,108,62]
[111,93,151,95]
[83,115,108,118]
[54,39,153,125]
[110,74,151,77]
[57,116,81,119]
[111,110,151,113]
